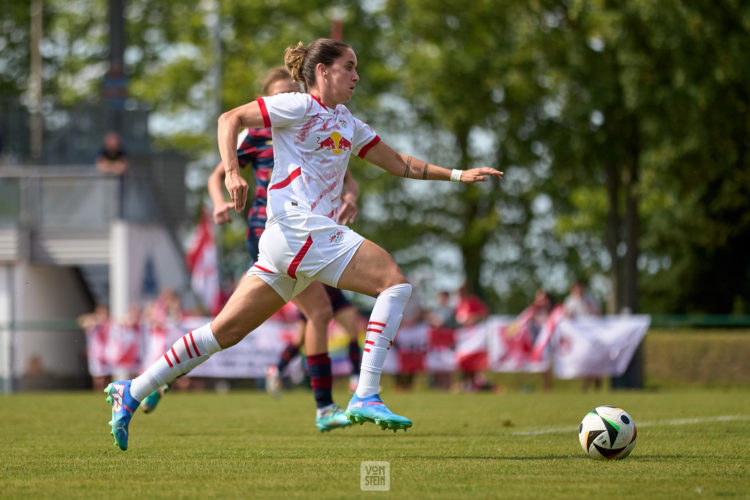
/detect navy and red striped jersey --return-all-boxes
[236,128,273,258]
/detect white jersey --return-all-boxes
[256,92,379,221]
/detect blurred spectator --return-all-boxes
[96,131,128,217]
[564,281,600,318]
[96,131,128,175]
[427,290,457,390]
[455,282,490,327]
[454,282,496,392]
[564,280,602,391]
[77,304,112,391]
[427,290,457,329]
[529,289,554,391]
[150,288,183,325]
[529,289,552,340]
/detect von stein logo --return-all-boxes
[360,461,390,491]
[315,131,352,155]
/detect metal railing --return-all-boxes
[0,165,164,230]
[0,97,152,164]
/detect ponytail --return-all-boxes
[284,42,309,90]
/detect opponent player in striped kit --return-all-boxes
[105,38,501,450]
[267,282,362,398]
[139,68,357,432]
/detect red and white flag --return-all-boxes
[530,304,566,362]
[186,210,222,315]
[489,308,549,373]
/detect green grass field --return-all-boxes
[1,388,749,499]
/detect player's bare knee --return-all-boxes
[222,329,245,349]
[305,302,334,325]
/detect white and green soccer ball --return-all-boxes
[579,406,637,460]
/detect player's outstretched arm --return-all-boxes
[361,141,503,184]
[217,101,266,212]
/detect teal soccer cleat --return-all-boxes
[104,380,140,451]
[345,393,412,432]
[141,385,168,414]
[315,404,352,432]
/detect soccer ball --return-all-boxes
[579,406,637,460]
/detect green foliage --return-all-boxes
[632,2,750,313]
[1,0,748,313]
[525,1,750,313]
[0,2,31,97]
[0,0,107,101]
[361,0,543,302]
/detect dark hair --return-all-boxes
[261,67,294,95]
[284,38,350,91]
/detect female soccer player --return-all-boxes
[105,38,502,450]
[140,68,356,432]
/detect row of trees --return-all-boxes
[2,0,748,314]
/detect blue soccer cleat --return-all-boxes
[104,380,140,451]
[345,393,412,432]
[315,404,352,432]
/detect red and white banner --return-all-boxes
[169,317,298,379]
[85,314,649,380]
[551,315,650,379]
[186,211,222,316]
[380,314,648,378]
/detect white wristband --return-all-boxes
[450,169,463,183]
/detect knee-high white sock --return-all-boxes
[356,283,412,398]
[129,322,221,401]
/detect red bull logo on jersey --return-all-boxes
[315,131,352,155]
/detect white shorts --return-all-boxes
[246,209,365,302]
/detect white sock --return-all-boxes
[356,283,412,398]
[129,322,221,401]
